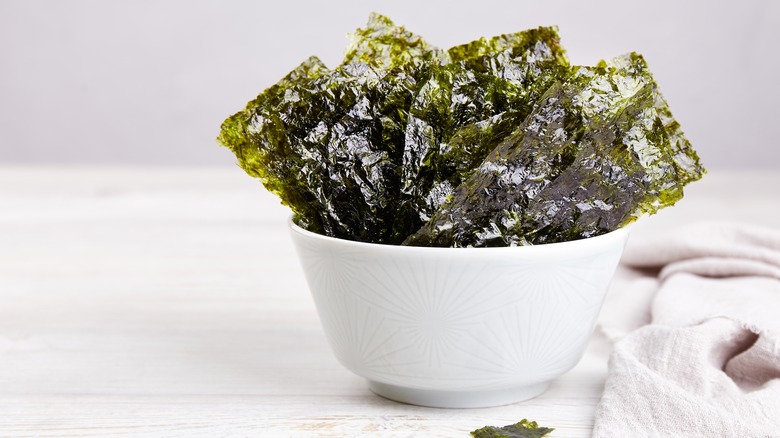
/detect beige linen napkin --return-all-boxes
[593,222,780,437]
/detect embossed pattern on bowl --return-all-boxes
[289,218,630,408]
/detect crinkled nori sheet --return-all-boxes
[471,418,554,438]
[218,14,704,247]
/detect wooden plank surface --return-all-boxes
[0,166,777,437]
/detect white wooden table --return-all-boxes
[1,167,777,437]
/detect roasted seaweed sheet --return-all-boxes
[218,14,704,247]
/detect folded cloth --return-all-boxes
[593,222,780,437]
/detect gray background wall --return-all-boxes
[1,0,778,169]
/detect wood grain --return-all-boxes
[1,166,777,437]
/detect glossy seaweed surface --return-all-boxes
[218,14,704,247]
[471,419,554,438]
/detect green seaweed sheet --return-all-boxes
[471,419,554,438]
[405,53,703,247]
[220,14,443,243]
[394,26,570,242]
[218,14,704,247]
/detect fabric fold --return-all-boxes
[594,222,780,437]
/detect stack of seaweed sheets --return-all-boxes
[218,14,704,247]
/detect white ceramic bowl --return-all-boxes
[289,218,630,408]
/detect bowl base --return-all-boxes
[367,380,550,408]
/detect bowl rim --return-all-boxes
[288,215,632,253]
